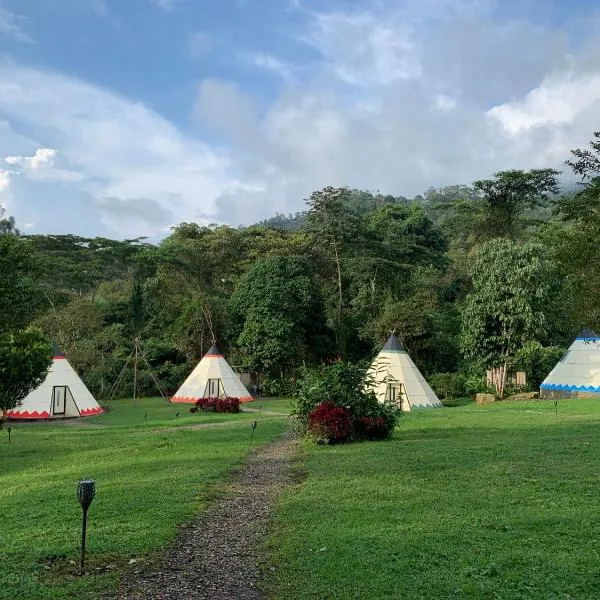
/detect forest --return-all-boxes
[2,131,599,403]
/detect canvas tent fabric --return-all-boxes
[171,344,253,403]
[540,329,600,398]
[365,334,443,411]
[6,348,103,419]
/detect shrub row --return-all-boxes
[190,397,241,413]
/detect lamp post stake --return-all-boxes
[77,479,96,575]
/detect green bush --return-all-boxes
[292,361,401,443]
[429,372,466,399]
[463,373,495,397]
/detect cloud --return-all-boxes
[0,169,11,192]
[96,197,175,234]
[6,148,57,169]
[201,3,600,222]
[3,0,600,237]
[303,11,421,86]
[152,0,184,11]
[489,72,600,135]
[245,53,295,81]
[189,32,212,59]
[0,60,241,236]
[0,6,35,43]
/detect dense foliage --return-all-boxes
[3,133,600,401]
[293,361,401,443]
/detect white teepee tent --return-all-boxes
[6,346,103,420]
[365,333,443,411]
[540,328,600,398]
[171,344,253,403]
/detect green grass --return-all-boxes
[266,398,600,599]
[0,397,291,600]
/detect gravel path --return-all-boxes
[115,431,300,600]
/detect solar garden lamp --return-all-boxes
[7,426,11,444]
[250,420,258,444]
[77,479,96,575]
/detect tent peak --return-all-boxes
[51,340,65,358]
[577,328,600,340]
[383,333,405,352]
[205,344,223,356]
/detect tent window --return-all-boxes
[386,383,399,404]
[205,379,222,398]
[52,386,67,415]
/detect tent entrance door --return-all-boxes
[386,383,400,404]
[207,379,221,398]
[52,386,67,415]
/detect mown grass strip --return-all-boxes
[0,397,290,600]
[266,398,600,599]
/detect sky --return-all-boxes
[0,0,599,238]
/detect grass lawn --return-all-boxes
[0,397,291,600]
[265,398,600,599]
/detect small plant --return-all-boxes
[307,401,352,444]
[191,397,241,414]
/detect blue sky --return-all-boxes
[1,0,599,238]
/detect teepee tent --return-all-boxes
[171,344,253,403]
[540,329,600,398]
[6,345,103,420]
[365,334,443,411]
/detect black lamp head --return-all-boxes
[77,479,96,511]
[251,421,257,430]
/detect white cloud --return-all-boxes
[0,6,35,43]
[6,148,57,169]
[0,61,243,237]
[304,11,421,86]
[245,53,295,81]
[0,169,11,192]
[488,72,600,135]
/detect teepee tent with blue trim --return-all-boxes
[540,329,600,398]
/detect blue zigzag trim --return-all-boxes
[541,383,600,392]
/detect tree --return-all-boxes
[460,239,555,398]
[473,169,561,239]
[558,131,600,231]
[0,328,52,418]
[228,256,328,374]
[304,187,366,353]
[0,231,41,332]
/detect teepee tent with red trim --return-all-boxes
[365,333,443,411]
[171,344,253,403]
[6,344,103,420]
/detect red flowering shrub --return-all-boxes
[192,397,240,413]
[215,397,240,413]
[307,401,352,444]
[354,416,393,440]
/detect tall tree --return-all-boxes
[0,230,41,332]
[461,239,555,397]
[228,256,328,374]
[473,169,561,239]
[304,186,364,352]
